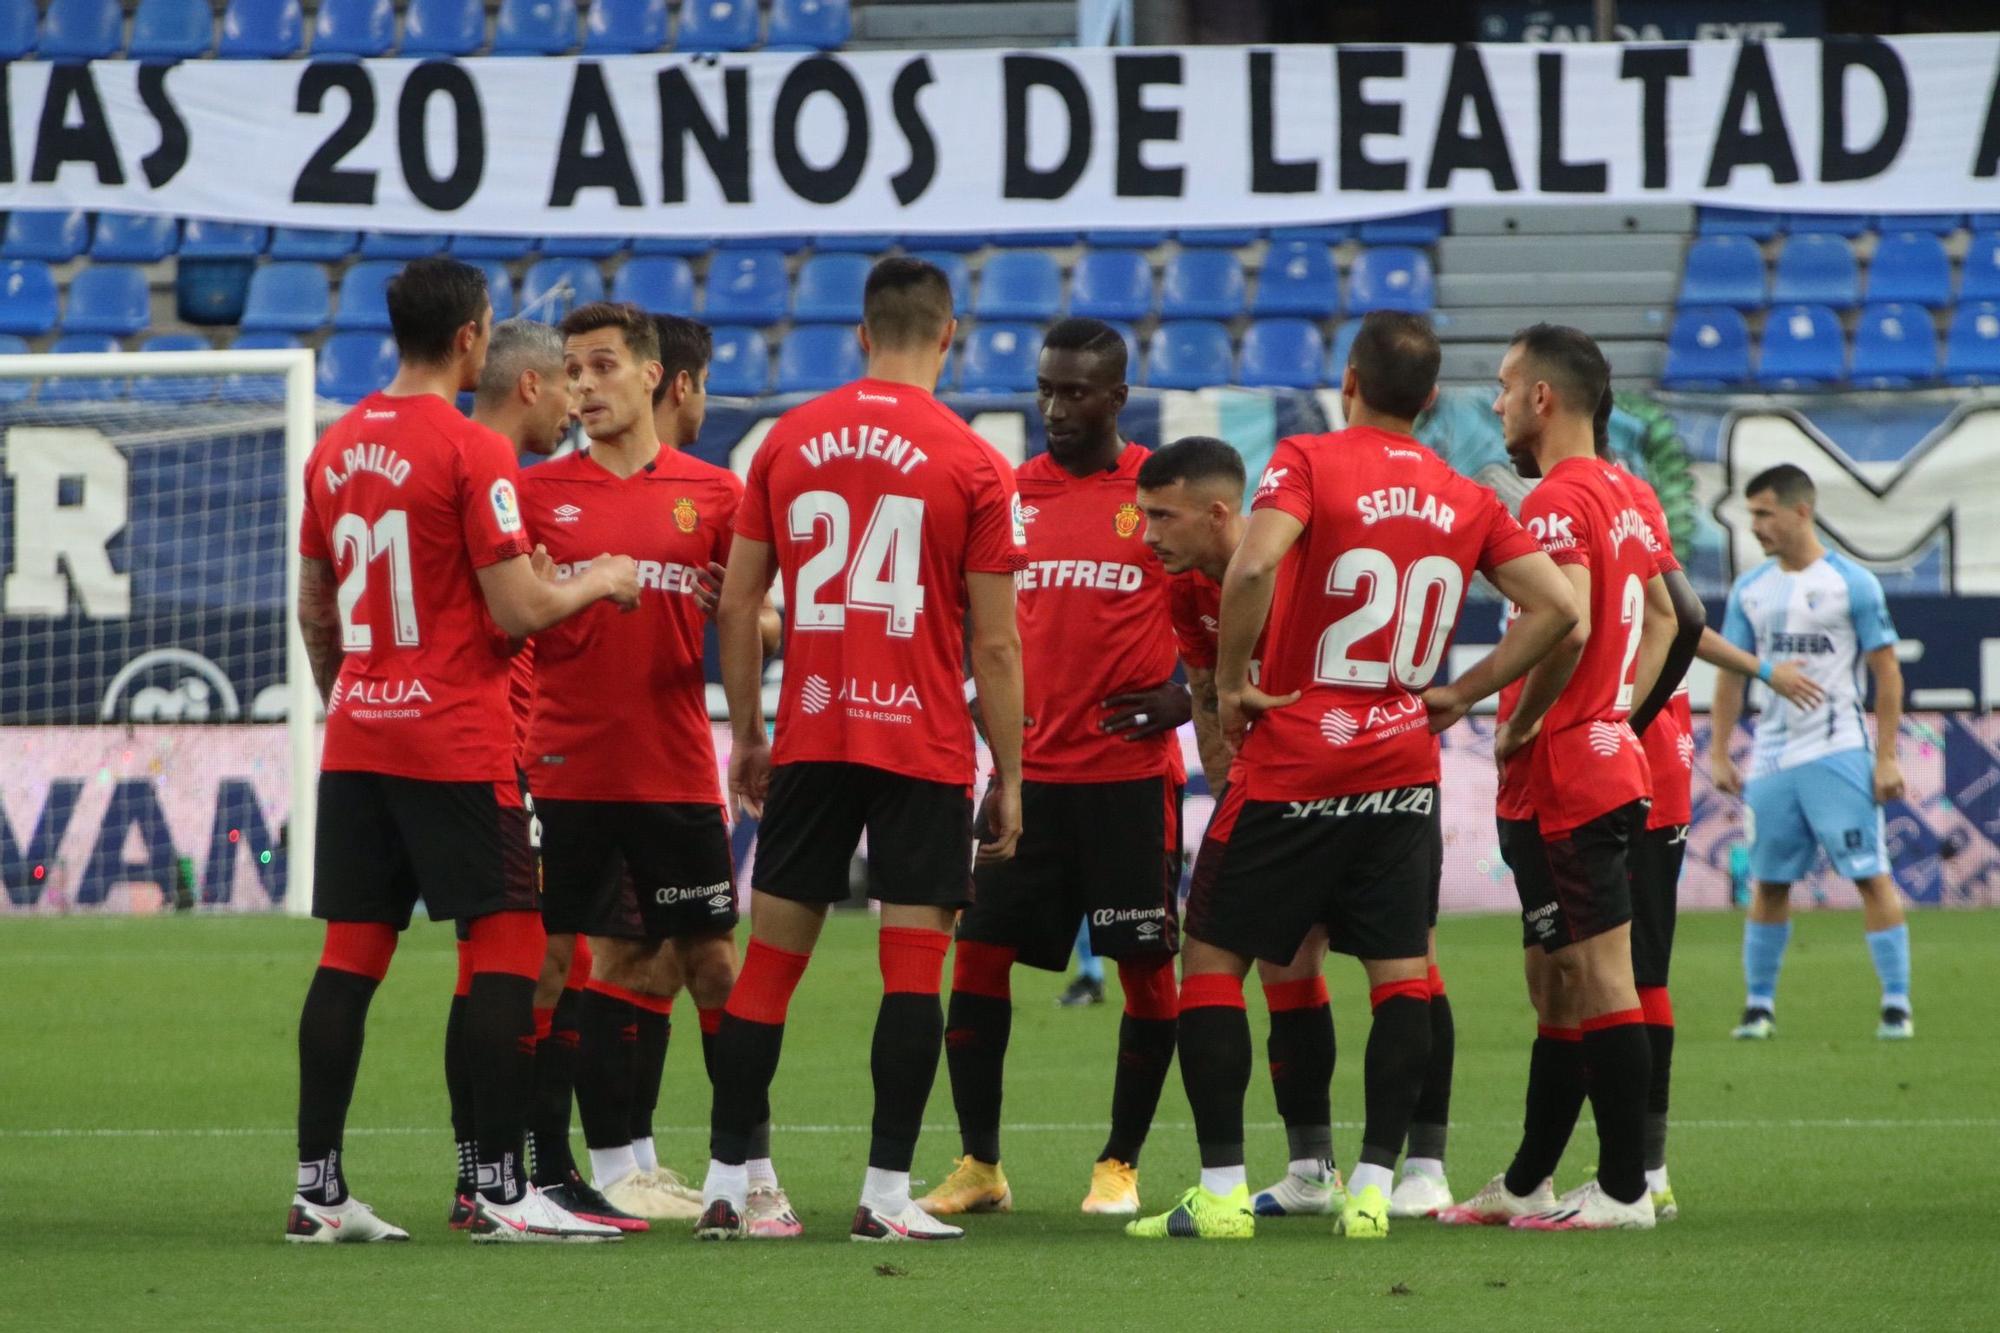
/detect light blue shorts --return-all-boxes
[1744,748,1888,884]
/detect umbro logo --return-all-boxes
[553,504,582,523]
[1017,505,1039,524]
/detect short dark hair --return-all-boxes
[651,314,713,406]
[1041,316,1128,382]
[1346,311,1440,420]
[1137,435,1246,495]
[1592,382,1614,455]
[385,257,489,365]
[1510,322,1609,417]
[559,301,661,365]
[1746,463,1817,508]
[862,257,953,349]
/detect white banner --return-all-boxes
[4,36,2000,236]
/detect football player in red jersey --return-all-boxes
[288,259,638,1245]
[700,258,1026,1243]
[1130,313,1580,1242]
[919,319,1189,1221]
[1439,325,1696,1233]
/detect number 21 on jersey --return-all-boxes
[789,491,927,638]
[332,509,418,649]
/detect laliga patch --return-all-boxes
[489,478,523,534]
[1010,492,1029,546]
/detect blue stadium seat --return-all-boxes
[313,0,396,55]
[631,235,715,257]
[1696,208,1782,239]
[1346,246,1433,313]
[905,233,987,253]
[1960,232,2000,302]
[1145,321,1232,390]
[219,0,304,56]
[792,254,870,323]
[63,266,151,337]
[584,0,667,52]
[611,256,697,315]
[40,0,122,60]
[1874,213,1962,235]
[92,213,180,263]
[705,326,770,395]
[269,228,358,262]
[335,261,400,331]
[176,259,253,325]
[493,0,574,53]
[4,211,90,263]
[1358,211,1446,245]
[400,0,484,55]
[777,325,864,393]
[1176,227,1261,248]
[0,5,36,59]
[1084,228,1169,248]
[221,331,303,403]
[768,0,851,50]
[717,234,810,253]
[179,219,268,259]
[130,0,216,61]
[1678,235,1766,308]
[40,334,123,403]
[242,262,332,333]
[704,250,789,324]
[975,252,1063,320]
[814,234,898,256]
[468,260,516,320]
[1238,319,1324,390]
[451,234,538,261]
[0,263,60,336]
[131,332,217,404]
[542,235,629,259]
[957,323,1040,393]
[521,258,607,317]
[1771,234,1859,307]
[676,0,759,51]
[1252,241,1339,317]
[1326,318,1362,380]
[1783,213,1868,237]
[360,232,448,260]
[1269,222,1356,244]
[1944,303,2000,385]
[1757,304,1845,388]
[318,331,400,402]
[1851,303,1939,387]
[1971,213,2000,232]
[908,252,971,316]
[1160,251,1246,319]
[1105,323,1141,374]
[1068,250,1154,322]
[1661,307,1752,388]
[0,336,26,403]
[1867,232,1952,308]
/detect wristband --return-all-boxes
[1756,661,1775,684]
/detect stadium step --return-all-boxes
[1434,306,1672,342]
[851,2,1075,47]
[1451,203,1695,236]
[1437,339,1668,385]
[1437,270,1681,307]
[1438,234,1688,275]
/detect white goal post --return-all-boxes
[0,348,320,916]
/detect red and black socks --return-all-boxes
[576,980,642,1157]
[709,938,810,1167]
[1262,975,1335,1167]
[870,927,951,1173]
[465,910,544,1205]
[1583,1007,1654,1205]
[1407,965,1454,1164]
[1504,1024,1586,1199]
[297,921,397,1207]
[942,939,1014,1165]
[1356,980,1432,1184]
[528,982,585,1188]
[445,938,476,1196]
[1178,973,1251,1175]
[1640,986,1674,1176]
[1102,954,1178,1167]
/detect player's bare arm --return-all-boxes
[718,535,778,816]
[967,569,1025,863]
[477,550,640,638]
[1628,569,1705,736]
[1494,562,1592,761]
[1183,664,1233,784]
[1867,643,1906,803]
[1216,507,1305,748]
[296,555,343,705]
[1710,664,1747,796]
[1422,549,1578,732]
[1697,626,1824,710]
[694,560,783,657]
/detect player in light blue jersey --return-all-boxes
[1709,465,1912,1041]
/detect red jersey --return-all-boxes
[1014,445,1180,784]
[299,392,530,782]
[1496,454,1661,835]
[1235,428,1540,802]
[735,378,1023,787]
[1168,569,1220,670]
[519,447,740,805]
[507,641,535,766]
[1613,468,1693,829]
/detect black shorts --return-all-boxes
[1503,801,1644,952]
[536,799,738,940]
[1629,821,1687,988]
[1185,783,1441,965]
[958,776,1182,972]
[753,761,974,909]
[314,770,538,929]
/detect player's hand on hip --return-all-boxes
[693,560,725,619]
[1421,684,1471,734]
[1101,683,1192,740]
[730,734,772,818]
[1874,755,1906,804]
[975,780,1023,864]
[1492,716,1539,764]
[1769,660,1824,710]
[1710,751,1743,797]
[1219,684,1300,750]
[593,553,642,610]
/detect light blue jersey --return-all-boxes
[1721,551,1898,779]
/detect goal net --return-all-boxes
[0,348,320,916]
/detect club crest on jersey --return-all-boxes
[674,497,699,533]
[1113,502,1143,539]
[490,479,523,534]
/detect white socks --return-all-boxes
[748,1157,778,1188]
[589,1143,639,1189]
[1645,1166,1670,1194]
[704,1159,748,1209]
[1200,1165,1246,1196]
[861,1166,911,1214]
[1289,1157,1332,1183]
[630,1136,658,1175]
[1402,1156,1445,1181]
[1348,1163,1395,1198]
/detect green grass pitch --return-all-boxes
[4,909,1997,1330]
